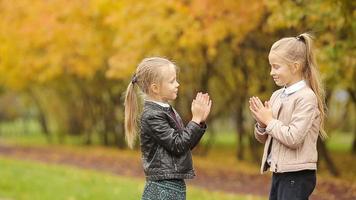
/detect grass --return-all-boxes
[325,131,354,152]
[1,120,355,182]
[0,156,264,200]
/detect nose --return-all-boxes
[270,68,275,76]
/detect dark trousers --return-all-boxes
[142,179,186,200]
[269,170,316,200]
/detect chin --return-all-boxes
[171,94,178,100]
[274,80,284,87]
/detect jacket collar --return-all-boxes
[145,99,170,108]
[283,80,306,96]
[144,101,171,112]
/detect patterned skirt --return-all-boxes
[142,179,186,200]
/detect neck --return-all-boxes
[286,75,303,87]
[146,95,168,104]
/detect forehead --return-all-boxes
[268,51,288,66]
[161,64,176,75]
[162,64,176,73]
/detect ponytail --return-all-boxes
[298,33,327,139]
[124,81,138,149]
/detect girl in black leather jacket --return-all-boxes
[124,57,212,200]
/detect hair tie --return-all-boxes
[131,74,138,84]
[296,35,305,43]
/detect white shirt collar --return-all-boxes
[283,80,307,95]
[145,99,170,108]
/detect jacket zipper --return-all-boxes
[274,98,283,173]
[169,108,180,171]
[275,143,281,172]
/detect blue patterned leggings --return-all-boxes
[142,179,186,200]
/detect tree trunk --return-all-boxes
[352,128,356,154]
[38,111,50,141]
[347,88,356,154]
[102,130,109,146]
[317,89,339,176]
[29,91,52,143]
[191,45,214,156]
[235,104,245,160]
[84,132,92,145]
[248,134,261,163]
[317,138,339,176]
[114,123,126,149]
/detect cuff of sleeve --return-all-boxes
[266,119,279,133]
[256,123,266,133]
[190,121,207,130]
[199,122,207,128]
[255,123,266,135]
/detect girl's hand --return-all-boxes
[249,97,266,127]
[249,96,273,127]
[191,92,211,124]
[202,93,212,122]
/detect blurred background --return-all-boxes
[0,0,355,200]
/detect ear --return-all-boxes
[150,83,160,95]
[292,62,301,74]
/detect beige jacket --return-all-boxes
[255,86,320,174]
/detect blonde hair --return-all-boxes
[270,33,327,139]
[124,57,176,148]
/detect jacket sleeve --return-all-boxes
[265,97,318,149]
[254,123,268,144]
[143,113,206,156]
[190,122,207,150]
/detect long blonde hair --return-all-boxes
[124,57,176,148]
[270,33,327,139]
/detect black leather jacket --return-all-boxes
[140,101,206,181]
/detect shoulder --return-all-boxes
[142,108,164,120]
[141,106,168,124]
[294,87,318,106]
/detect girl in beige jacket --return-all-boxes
[249,33,326,200]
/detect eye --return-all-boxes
[273,65,280,69]
[170,76,177,83]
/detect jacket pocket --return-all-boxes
[160,148,174,169]
[147,147,161,169]
[281,147,299,165]
[176,151,193,172]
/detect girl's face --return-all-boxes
[152,64,179,102]
[268,52,298,87]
